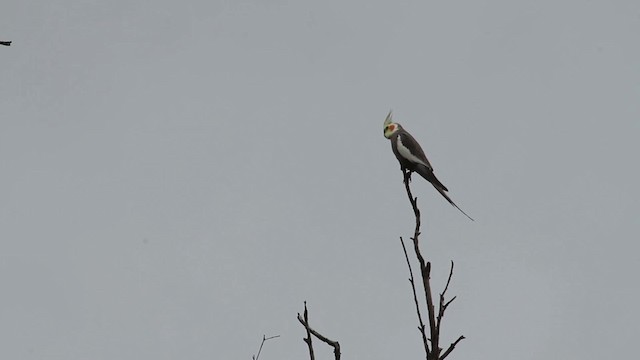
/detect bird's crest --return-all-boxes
[383,110,393,127]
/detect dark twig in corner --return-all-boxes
[297,302,341,360]
[0,41,11,46]
[401,170,465,360]
[252,334,280,360]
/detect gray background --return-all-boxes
[1,1,639,359]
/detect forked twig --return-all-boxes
[297,302,340,360]
[252,334,280,360]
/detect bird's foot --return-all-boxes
[403,170,412,183]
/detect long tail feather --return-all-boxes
[415,165,474,221]
[433,185,475,221]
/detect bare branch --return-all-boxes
[401,170,465,359]
[0,41,11,46]
[400,236,430,355]
[403,172,439,358]
[299,302,315,360]
[297,302,341,360]
[252,334,281,360]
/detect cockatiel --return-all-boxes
[383,111,473,221]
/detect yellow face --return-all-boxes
[384,123,399,139]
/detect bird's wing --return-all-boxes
[396,132,433,170]
[415,164,449,192]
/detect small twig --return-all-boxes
[440,336,465,360]
[442,261,455,296]
[436,261,456,332]
[297,303,341,360]
[443,296,456,312]
[252,334,281,360]
[0,41,11,46]
[400,236,430,355]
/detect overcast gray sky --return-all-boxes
[1,1,639,359]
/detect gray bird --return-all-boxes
[383,111,473,221]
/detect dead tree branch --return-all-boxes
[252,334,280,360]
[401,170,465,360]
[400,236,430,355]
[0,41,11,46]
[297,302,340,360]
[299,302,315,360]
